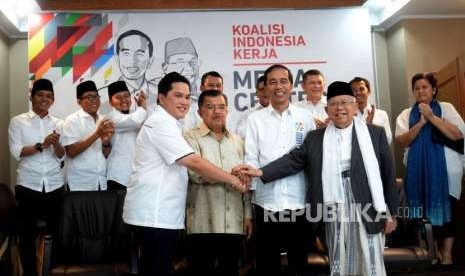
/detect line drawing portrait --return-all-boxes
[115,29,158,108]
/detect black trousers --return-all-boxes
[187,233,243,276]
[254,205,310,276]
[132,225,179,276]
[107,180,127,191]
[15,185,63,276]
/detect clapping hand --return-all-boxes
[97,118,115,144]
[136,90,147,110]
[43,130,60,149]
[366,104,375,124]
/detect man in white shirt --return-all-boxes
[62,80,115,191]
[8,79,65,276]
[122,72,248,276]
[105,80,147,190]
[235,76,268,139]
[295,69,328,128]
[350,76,393,144]
[244,64,314,276]
[183,71,224,131]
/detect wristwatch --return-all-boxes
[34,142,43,152]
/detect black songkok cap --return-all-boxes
[108,81,129,98]
[31,79,53,96]
[326,81,354,101]
[76,80,98,98]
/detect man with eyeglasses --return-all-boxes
[241,64,314,276]
[105,80,147,190]
[62,80,115,191]
[184,89,252,276]
[235,81,399,276]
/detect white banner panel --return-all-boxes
[28,8,374,131]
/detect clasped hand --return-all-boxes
[229,164,263,193]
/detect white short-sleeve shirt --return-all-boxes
[123,106,194,229]
[245,104,315,211]
[395,102,465,199]
[8,111,65,192]
[62,109,107,191]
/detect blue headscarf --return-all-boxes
[406,99,450,225]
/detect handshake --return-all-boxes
[228,164,263,193]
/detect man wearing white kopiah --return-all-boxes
[235,81,400,276]
[105,80,147,190]
[244,64,314,276]
[122,72,248,276]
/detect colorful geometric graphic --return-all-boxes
[28,13,113,83]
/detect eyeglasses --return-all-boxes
[327,99,355,108]
[201,104,227,111]
[80,95,100,101]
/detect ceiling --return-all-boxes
[35,0,365,10]
[375,0,465,30]
[2,0,465,38]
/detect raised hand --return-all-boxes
[418,103,434,121]
[43,130,60,149]
[97,119,115,145]
[366,104,375,124]
[314,118,327,129]
[136,90,147,109]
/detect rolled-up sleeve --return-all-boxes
[8,117,23,160]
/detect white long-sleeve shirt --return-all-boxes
[105,107,147,186]
[8,110,64,192]
[245,104,314,212]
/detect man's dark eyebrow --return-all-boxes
[121,48,130,52]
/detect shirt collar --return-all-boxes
[158,105,182,127]
[199,122,230,138]
[266,102,295,117]
[359,104,372,115]
[78,109,97,120]
[27,110,50,119]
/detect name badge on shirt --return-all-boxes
[295,121,304,146]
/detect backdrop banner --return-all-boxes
[28,8,374,131]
